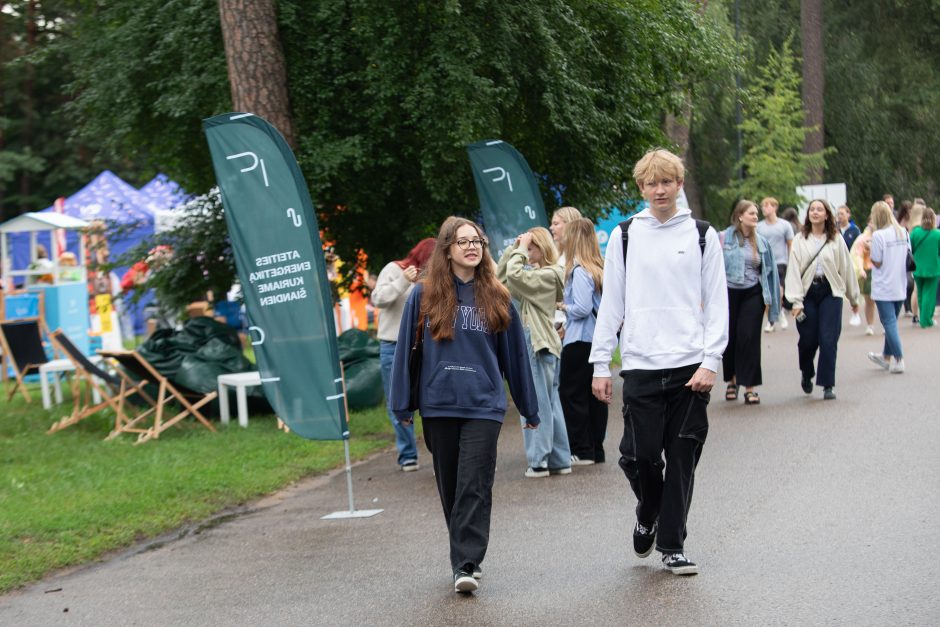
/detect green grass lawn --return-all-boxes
[0,384,399,593]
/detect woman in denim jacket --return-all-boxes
[721,200,780,405]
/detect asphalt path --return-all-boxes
[2,311,938,626]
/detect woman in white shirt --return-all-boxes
[866,201,910,373]
[785,199,860,400]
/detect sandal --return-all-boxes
[744,391,761,405]
[725,383,738,401]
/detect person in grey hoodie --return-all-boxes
[590,148,728,576]
[390,216,540,594]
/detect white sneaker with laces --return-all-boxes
[889,357,905,374]
[867,352,889,370]
[865,325,875,336]
[779,315,788,330]
[763,322,775,333]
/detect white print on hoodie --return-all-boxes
[589,208,729,376]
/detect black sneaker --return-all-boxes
[662,552,699,576]
[454,565,479,593]
[823,387,836,400]
[633,521,657,558]
[801,375,813,394]
[472,564,483,580]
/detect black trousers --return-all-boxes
[796,280,843,388]
[723,284,764,387]
[619,363,708,554]
[559,341,608,462]
[422,417,501,572]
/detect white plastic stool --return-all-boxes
[217,371,262,428]
[39,356,104,409]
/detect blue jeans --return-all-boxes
[521,330,571,469]
[379,340,418,465]
[875,300,904,358]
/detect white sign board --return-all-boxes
[795,183,847,221]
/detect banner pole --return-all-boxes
[321,362,383,520]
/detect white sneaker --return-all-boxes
[779,315,788,330]
[867,352,889,370]
[865,325,874,336]
[889,358,905,374]
[763,322,775,333]
[570,455,595,466]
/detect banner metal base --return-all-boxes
[321,508,383,520]
[321,437,384,521]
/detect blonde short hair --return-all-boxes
[761,197,779,208]
[633,148,684,186]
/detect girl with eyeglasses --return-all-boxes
[389,216,540,594]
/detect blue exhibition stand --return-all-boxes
[29,282,91,355]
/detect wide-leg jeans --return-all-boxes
[423,417,501,571]
[522,333,571,470]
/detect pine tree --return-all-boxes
[728,36,831,207]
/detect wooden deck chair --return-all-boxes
[97,350,217,444]
[0,317,52,403]
[0,290,46,385]
[46,330,156,437]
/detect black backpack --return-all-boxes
[619,217,711,266]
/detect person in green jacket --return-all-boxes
[497,227,572,477]
[910,207,940,328]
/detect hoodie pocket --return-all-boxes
[424,360,498,408]
[624,307,702,358]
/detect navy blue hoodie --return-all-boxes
[389,277,540,426]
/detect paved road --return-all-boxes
[2,313,938,626]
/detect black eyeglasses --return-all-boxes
[455,238,486,250]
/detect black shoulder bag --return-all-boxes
[407,316,424,412]
[907,234,918,272]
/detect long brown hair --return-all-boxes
[562,218,604,291]
[420,217,511,341]
[801,199,838,241]
[730,200,759,261]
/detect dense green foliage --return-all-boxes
[692,0,940,223]
[727,37,830,208]
[0,385,398,593]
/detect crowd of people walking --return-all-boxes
[371,148,936,593]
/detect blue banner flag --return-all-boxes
[467,140,548,250]
[204,113,347,440]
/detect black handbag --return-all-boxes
[407,317,424,411]
[907,235,919,272]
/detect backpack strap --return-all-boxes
[620,217,710,268]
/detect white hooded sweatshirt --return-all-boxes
[590,207,728,376]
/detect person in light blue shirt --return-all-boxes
[558,218,606,465]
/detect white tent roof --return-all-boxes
[0,212,91,233]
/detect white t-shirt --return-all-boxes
[869,226,909,302]
[757,219,794,266]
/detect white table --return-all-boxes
[39,357,103,409]
[217,371,262,428]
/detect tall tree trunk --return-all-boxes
[801,0,824,184]
[217,0,297,148]
[665,99,703,218]
[664,0,707,217]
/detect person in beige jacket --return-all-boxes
[785,199,861,400]
[497,227,571,477]
[372,238,435,471]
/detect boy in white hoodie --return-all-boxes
[590,149,728,576]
